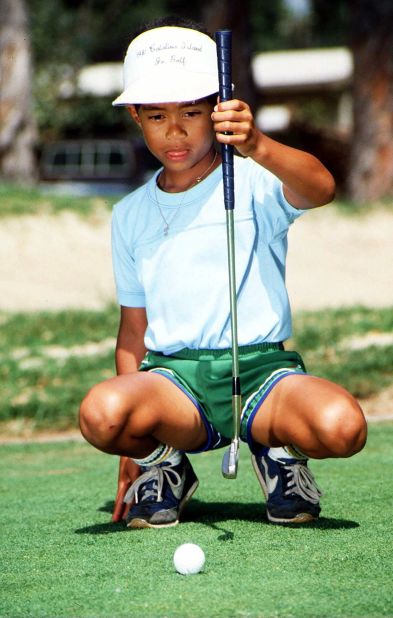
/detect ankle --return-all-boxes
[132,444,182,467]
[268,446,308,462]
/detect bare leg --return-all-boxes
[249,374,367,524]
[251,374,367,458]
[79,372,207,457]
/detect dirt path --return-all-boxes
[286,207,393,310]
[2,207,393,312]
[0,210,114,311]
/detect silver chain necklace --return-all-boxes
[154,151,218,236]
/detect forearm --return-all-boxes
[116,336,147,374]
[213,99,336,210]
[112,308,147,520]
[115,306,148,375]
[250,133,336,209]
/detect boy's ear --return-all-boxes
[127,105,141,126]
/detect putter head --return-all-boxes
[222,438,239,479]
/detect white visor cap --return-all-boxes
[112,26,219,106]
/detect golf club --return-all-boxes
[215,29,241,479]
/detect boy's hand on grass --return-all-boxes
[112,456,141,522]
[212,99,263,159]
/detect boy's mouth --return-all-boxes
[166,150,189,161]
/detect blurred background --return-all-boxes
[1,0,393,202]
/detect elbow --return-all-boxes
[318,171,336,207]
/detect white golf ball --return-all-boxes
[173,543,205,575]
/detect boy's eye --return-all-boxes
[146,109,202,121]
[184,110,201,118]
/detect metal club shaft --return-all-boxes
[216,29,241,479]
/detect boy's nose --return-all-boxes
[166,121,187,139]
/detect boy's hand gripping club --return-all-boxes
[216,29,241,479]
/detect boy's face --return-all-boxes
[128,99,215,172]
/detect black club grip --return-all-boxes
[216,29,232,103]
[215,29,234,210]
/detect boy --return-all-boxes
[80,18,367,528]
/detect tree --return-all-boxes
[347,0,393,203]
[201,0,257,110]
[0,0,36,182]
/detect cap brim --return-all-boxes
[112,71,219,106]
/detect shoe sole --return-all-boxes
[267,511,317,525]
[127,478,199,529]
[251,454,318,525]
[128,518,178,529]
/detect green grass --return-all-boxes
[333,196,393,217]
[290,306,393,397]
[0,306,120,430]
[0,306,119,349]
[1,424,393,618]
[2,182,392,220]
[0,182,118,218]
[1,305,392,431]
[293,306,393,349]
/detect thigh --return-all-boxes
[81,371,208,453]
[250,373,366,457]
[128,371,208,450]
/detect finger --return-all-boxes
[216,131,256,157]
[112,458,141,522]
[112,502,125,522]
[214,118,252,132]
[124,459,141,484]
[122,501,131,520]
[117,456,130,481]
[216,123,252,144]
[112,482,132,522]
[112,500,126,522]
[215,99,247,112]
[212,112,254,132]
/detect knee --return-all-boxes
[79,382,127,451]
[319,394,367,457]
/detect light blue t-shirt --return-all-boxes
[112,156,305,354]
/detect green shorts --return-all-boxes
[139,343,306,453]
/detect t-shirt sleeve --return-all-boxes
[249,159,307,241]
[111,206,146,307]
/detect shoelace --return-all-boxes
[282,462,323,504]
[123,463,182,505]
